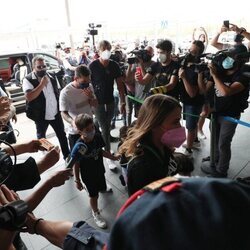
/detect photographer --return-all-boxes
[126,46,154,119]
[201,44,250,178]
[136,40,179,100]
[178,40,206,156]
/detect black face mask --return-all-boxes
[36,70,46,78]
[79,82,90,89]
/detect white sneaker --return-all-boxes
[92,210,107,229]
[106,158,117,171]
[198,131,207,140]
[100,183,113,193]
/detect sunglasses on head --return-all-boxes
[36,65,47,69]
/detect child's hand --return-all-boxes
[75,180,84,191]
[111,154,121,161]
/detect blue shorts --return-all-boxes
[64,221,109,250]
[183,105,202,130]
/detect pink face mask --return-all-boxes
[160,126,186,148]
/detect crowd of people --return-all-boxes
[0,22,250,249]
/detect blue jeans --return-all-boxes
[94,103,114,151]
[35,113,70,159]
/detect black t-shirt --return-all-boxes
[147,60,179,99]
[89,59,122,104]
[213,70,249,117]
[179,67,204,106]
[77,133,106,181]
[127,139,178,196]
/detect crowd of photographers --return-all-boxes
[0,22,250,249]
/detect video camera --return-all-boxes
[178,53,209,73]
[127,49,150,64]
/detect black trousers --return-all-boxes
[35,113,70,159]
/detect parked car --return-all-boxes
[0,51,66,113]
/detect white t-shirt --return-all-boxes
[59,82,95,134]
[22,72,58,120]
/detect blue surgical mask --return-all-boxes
[222,56,235,70]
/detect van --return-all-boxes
[0,51,66,113]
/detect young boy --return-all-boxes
[73,114,120,229]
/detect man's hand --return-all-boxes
[208,63,217,77]
[37,146,60,174]
[24,140,44,152]
[81,87,94,98]
[178,68,186,79]
[230,23,240,33]
[47,169,73,188]
[40,75,49,88]
[75,180,84,191]
[0,184,17,205]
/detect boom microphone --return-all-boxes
[66,142,88,169]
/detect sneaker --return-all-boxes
[184,148,193,157]
[100,183,113,193]
[92,210,107,229]
[106,158,117,171]
[198,130,207,140]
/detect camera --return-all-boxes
[127,49,151,64]
[0,200,28,230]
[178,52,211,73]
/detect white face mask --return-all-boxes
[100,50,111,60]
[158,53,167,63]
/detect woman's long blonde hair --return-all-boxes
[119,94,181,157]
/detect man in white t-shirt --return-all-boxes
[59,65,98,149]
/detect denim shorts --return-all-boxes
[64,221,109,250]
[183,105,202,130]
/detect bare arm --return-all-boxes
[165,75,179,92]
[116,76,126,114]
[61,111,74,125]
[25,213,73,248]
[197,72,206,94]
[25,169,72,211]
[25,76,48,102]
[230,23,250,41]
[178,68,198,98]
[209,64,246,96]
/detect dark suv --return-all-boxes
[0,51,65,113]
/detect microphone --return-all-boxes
[66,142,88,169]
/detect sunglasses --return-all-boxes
[36,65,47,69]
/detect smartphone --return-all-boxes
[136,67,143,81]
[223,20,230,29]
